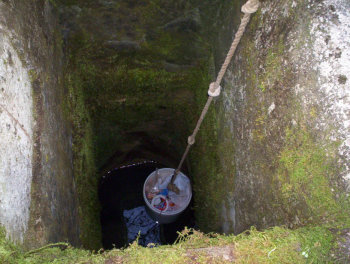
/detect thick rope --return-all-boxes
[169,0,260,189]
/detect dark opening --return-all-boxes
[98,160,195,249]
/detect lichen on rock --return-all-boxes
[0,0,80,249]
[207,0,350,234]
[0,30,33,244]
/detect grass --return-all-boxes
[0,224,340,263]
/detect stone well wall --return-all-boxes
[208,0,350,234]
[0,0,79,248]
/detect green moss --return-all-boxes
[276,126,350,226]
[244,34,286,95]
[191,117,223,232]
[61,0,211,246]
[28,70,38,83]
[0,224,339,263]
[63,49,102,249]
[0,227,20,263]
[233,225,335,263]
[260,38,285,91]
[251,110,269,142]
[190,69,224,232]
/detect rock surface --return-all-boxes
[332,228,350,263]
[0,0,349,253]
[0,29,33,244]
[208,0,350,234]
[104,40,140,52]
[0,0,79,248]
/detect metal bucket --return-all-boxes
[143,168,192,224]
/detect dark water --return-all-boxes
[98,161,195,249]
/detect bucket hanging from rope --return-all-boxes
[143,168,192,224]
[143,0,260,223]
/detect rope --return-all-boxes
[169,0,260,189]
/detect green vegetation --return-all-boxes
[0,225,340,263]
[276,126,350,227]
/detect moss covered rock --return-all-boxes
[204,0,350,234]
[0,0,80,249]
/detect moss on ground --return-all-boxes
[0,224,341,263]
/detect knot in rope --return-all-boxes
[208,82,221,97]
[188,136,195,145]
[170,0,260,189]
[241,0,260,14]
